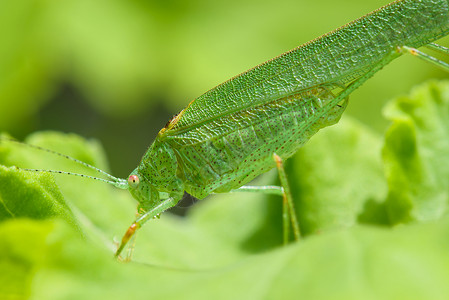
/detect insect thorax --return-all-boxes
[137,141,184,202]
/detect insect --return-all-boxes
[3,0,449,258]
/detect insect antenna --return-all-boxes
[2,137,128,189]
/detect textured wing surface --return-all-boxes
[167,88,347,198]
[157,0,449,198]
[166,0,449,136]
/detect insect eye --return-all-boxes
[128,175,140,188]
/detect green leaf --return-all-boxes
[2,81,449,299]
[0,166,74,224]
[383,80,449,224]
[0,132,136,250]
[0,219,54,300]
[3,214,449,299]
[285,118,388,235]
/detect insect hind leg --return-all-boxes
[231,154,301,245]
[400,44,449,72]
[272,153,300,244]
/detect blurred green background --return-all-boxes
[1,0,448,178]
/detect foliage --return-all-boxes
[1,81,449,299]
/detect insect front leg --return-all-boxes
[115,197,178,259]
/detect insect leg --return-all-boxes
[425,43,449,55]
[122,230,138,262]
[229,185,284,195]
[230,184,291,243]
[400,45,449,72]
[231,185,293,243]
[273,153,300,244]
[120,210,145,261]
[229,159,300,243]
[115,197,178,258]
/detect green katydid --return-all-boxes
[3,0,449,258]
